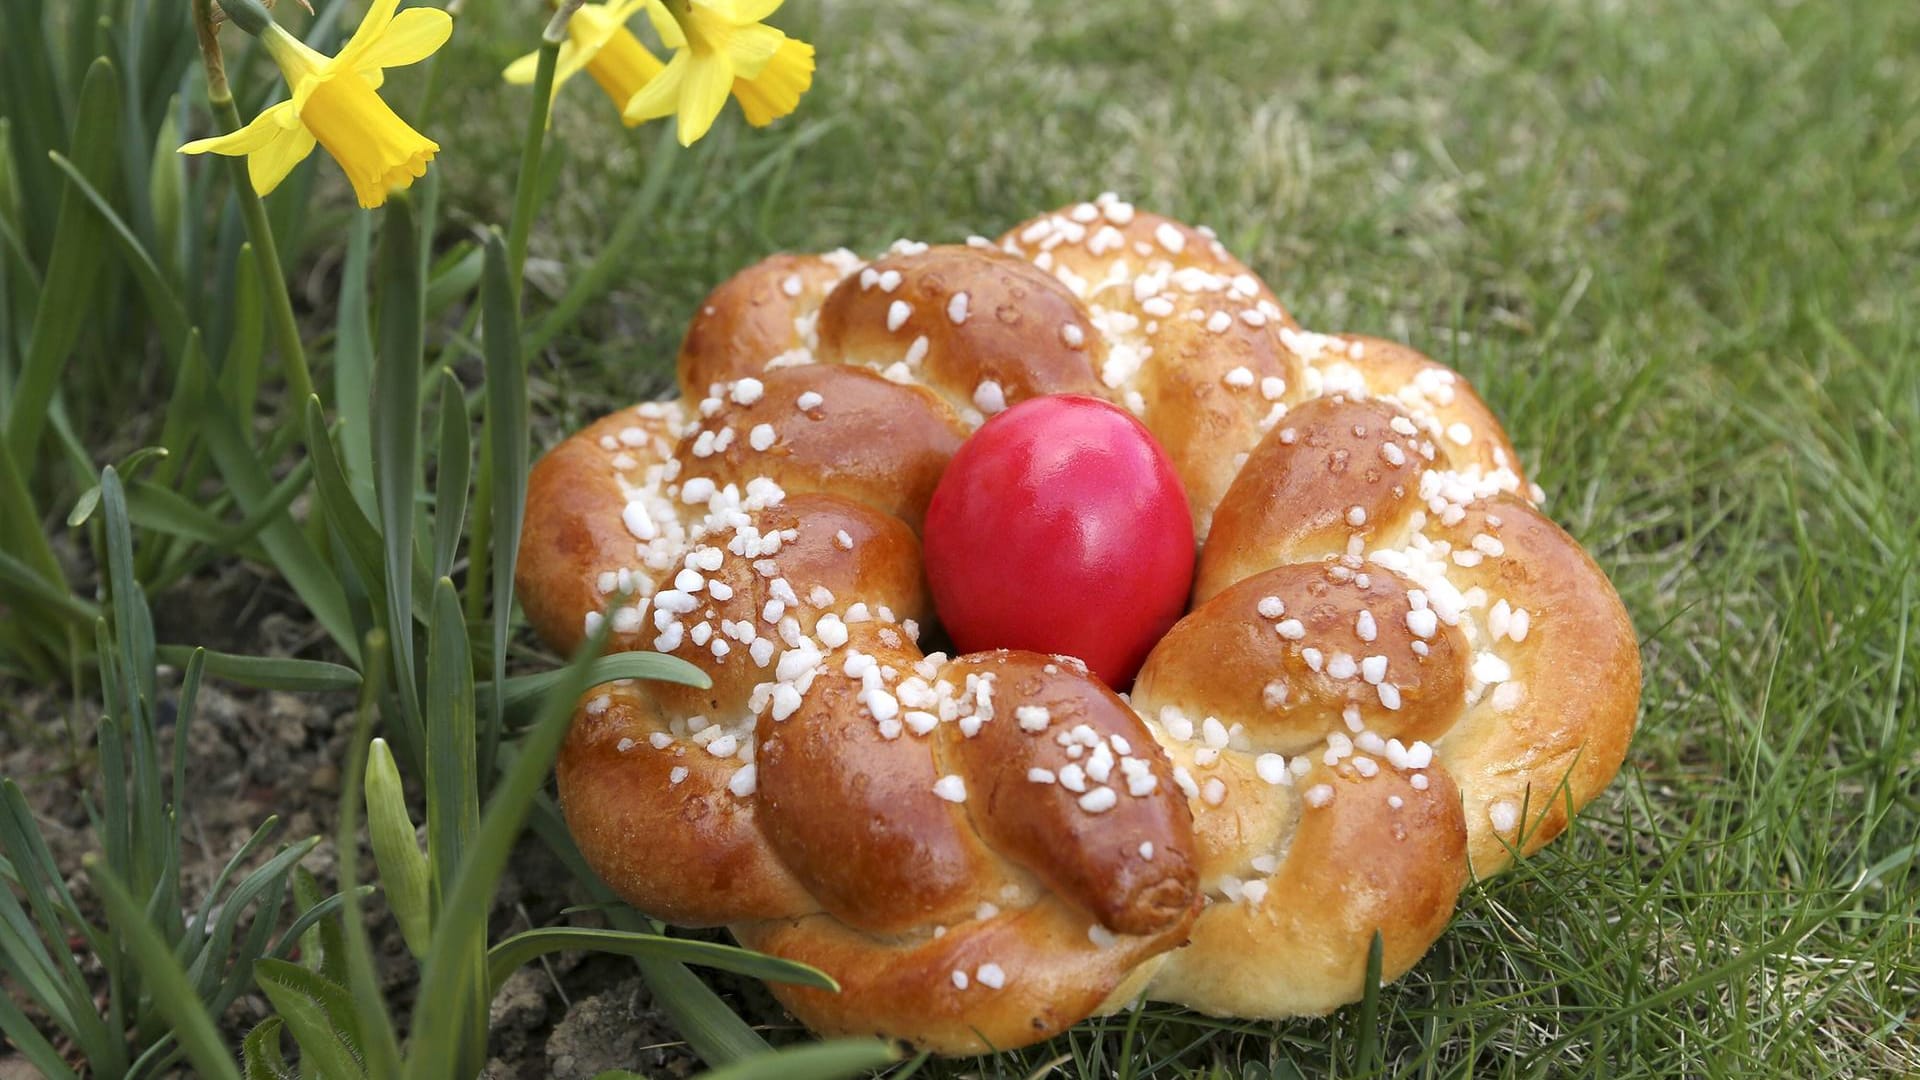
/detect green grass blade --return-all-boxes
[0,546,98,624]
[0,413,67,609]
[481,651,711,726]
[373,195,424,746]
[478,228,527,780]
[86,856,243,1080]
[124,464,311,554]
[423,574,490,1074]
[677,1039,901,1080]
[198,384,358,658]
[524,126,678,354]
[407,620,614,1080]
[189,836,320,1002]
[334,212,376,509]
[8,56,116,465]
[424,578,479,897]
[304,395,388,590]
[0,990,78,1080]
[1354,930,1383,1077]
[334,629,406,1077]
[151,330,210,488]
[45,149,188,359]
[220,241,265,414]
[487,927,836,996]
[525,797,772,1065]
[431,371,469,581]
[634,952,774,1066]
[99,466,169,903]
[153,645,362,692]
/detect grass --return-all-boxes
[426,0,1918,1075]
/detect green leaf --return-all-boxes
[253,958,369,1080]
[125,461,312,555]
[634,950,773,1066]
[0,390,67,606]
[525,800,769,1066]
[407,621,614,1080]
[431,371,469,580]
[222,240,265,414]
[334,213,376,508]
[0,989,78,1080]
[0,546,98,625]
[1354,929,1384,1077]
[8,56,118,465]
[678,1039,901,1080]
[479,228,528,780]
[241,1017,296,1080]
[424,242,482,317]
[482,651,711,726]
[332,629,406,1078]
[487,927,837,996]
[424,576,487,1072]
[154,645,362,692]
[152,329,211,488]
[199,386,359,658]
[46,149,189,358]
[526,126,678,354]
[303,396,388,592]
[374,195,424,745]
[285,865,349,982]
[188,835,320,1005]
[87,857,244,1080]
[150,103,185,281]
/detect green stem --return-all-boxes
[210,92,315,418]
[504,39,562,300]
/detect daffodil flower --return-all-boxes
[503,0,665,124]
[624,0,815,145]
[180,0,452,208]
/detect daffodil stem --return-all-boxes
[504,39,562,303]
[211,91,316,419]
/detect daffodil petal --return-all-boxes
[721,21,783,78]
[247,123,319,196]
[697,0,784,22]
[502,49,543,84]
[292,71,330,116]
[349,8,452,73]
[623,48,688,123]
[675,54,733,145]
[560,42,596,81]
[644,0,686,49]
[607,0,651,25]
[335,0,407,70]
[178,101,298,156]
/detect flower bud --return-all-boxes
[364,737,432,957]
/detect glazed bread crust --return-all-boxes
[519,195,1640,1051]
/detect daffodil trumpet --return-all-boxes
[180,0,451,209]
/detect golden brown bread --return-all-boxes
[518,193,1641,1051]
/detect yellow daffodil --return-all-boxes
[503,0,665,124]
[624,0,815,145]
[180,0,452,208]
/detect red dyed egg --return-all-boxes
[923,395,1195,688]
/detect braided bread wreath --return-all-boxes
[516,194,1642,1053]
